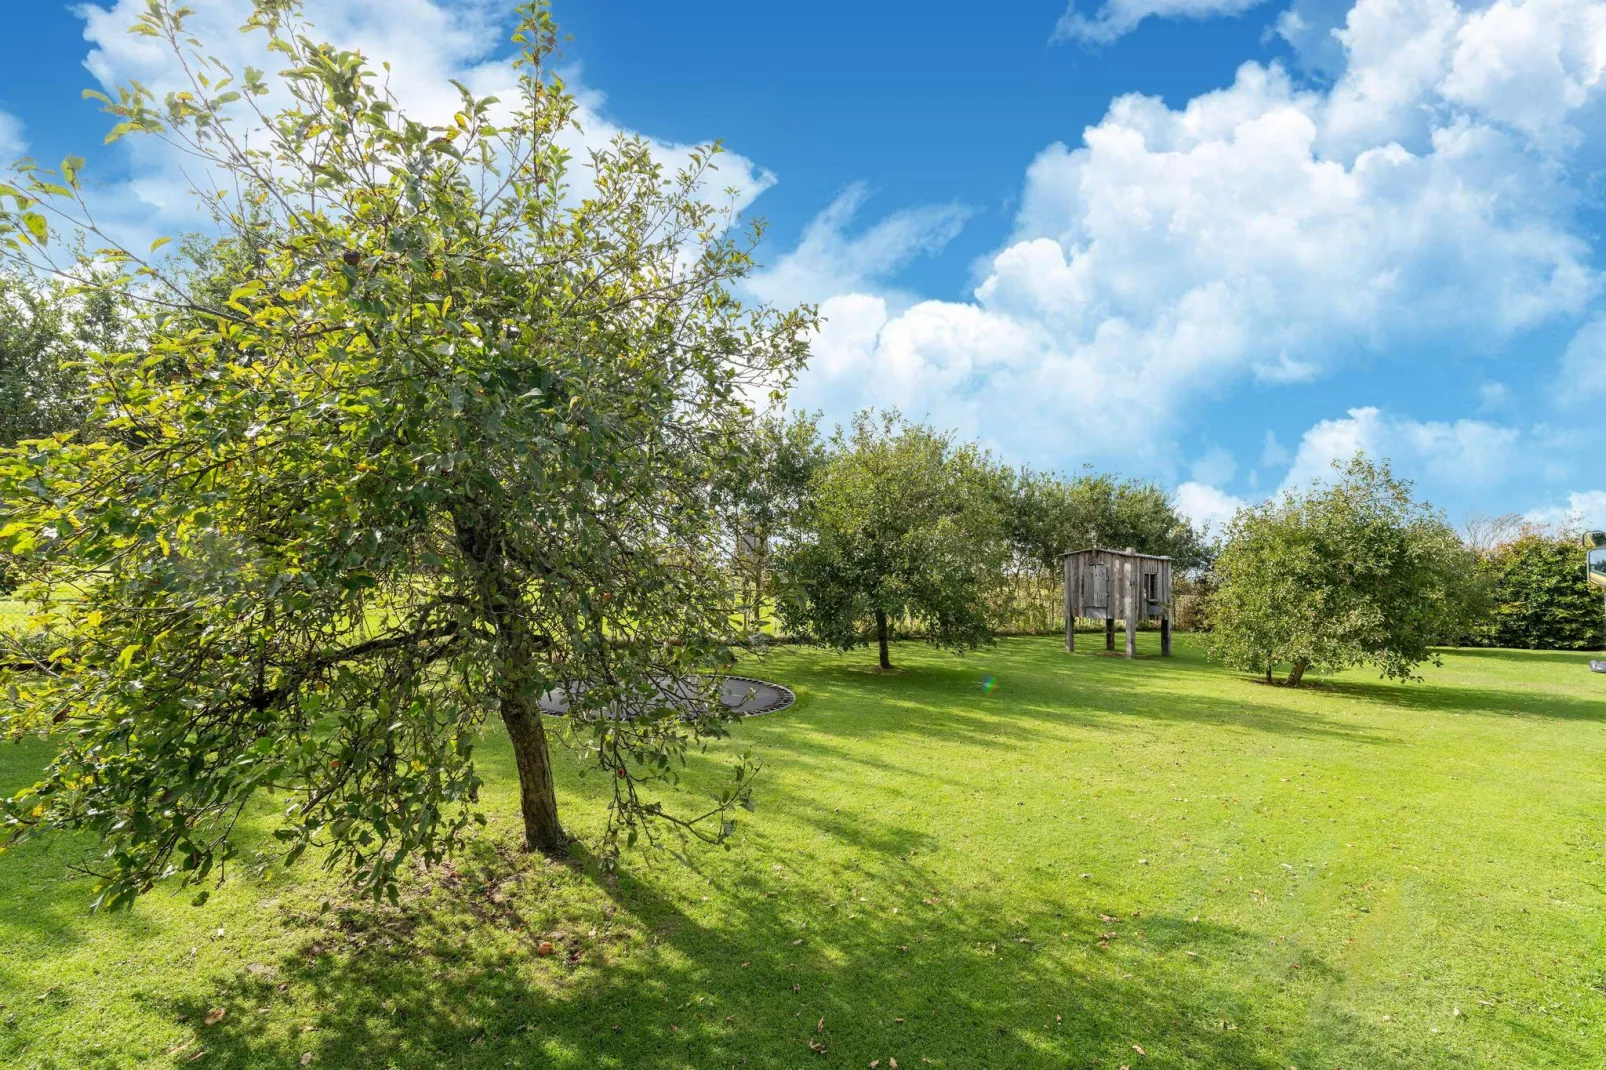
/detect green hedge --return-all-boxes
[1471,535,1605,651]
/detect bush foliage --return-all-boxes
[1471,534,1605,651]
[1208,456,1479,685]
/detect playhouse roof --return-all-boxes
[1061,547,1172,561]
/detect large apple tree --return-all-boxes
[0,0,811,908]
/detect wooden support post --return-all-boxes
[1160,559,1173,657]
[1105,617,1115,651]
[1064,555,1075,653]
[1125,558,1138,658]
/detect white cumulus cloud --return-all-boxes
[1175,481,1248,537]
[1559,315,1606,405]
[1279,407,1522,492]
[71,0,772,250]
[787,0,1606,470]
[1054,0,1273,45]
[1526,489,1606,530]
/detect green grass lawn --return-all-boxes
[2,635,1604,1069]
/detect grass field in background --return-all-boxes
[2,635,1604,1068]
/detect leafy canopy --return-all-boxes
[1003,468,1211,573]
[0,0,812,909]
[1208,455,1476,685]
[775,411,1006,669]
[1471,530,1605,651]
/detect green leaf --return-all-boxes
[20,212,48,246]
[149,236,172,253]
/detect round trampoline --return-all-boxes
[537,674,795,719]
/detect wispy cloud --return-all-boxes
[1053,0,1273,45]
[1526,489,1606,531]
[0,110,25,158]
[746,184,968,309]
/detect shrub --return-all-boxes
[1473,534,1605,650]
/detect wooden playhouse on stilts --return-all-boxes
[1062,548,1173,659]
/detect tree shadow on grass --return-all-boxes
[0,738,170,993]
[1312,678,1606,722]
[772,654,1399,757]
[1441,648,1604,667]
[152,827,1458,1070]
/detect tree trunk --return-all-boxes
[1286,659,1308,687]
[452,506,565,854]
[876,609,892,670]
[1265,665,1274,685]
[502,693,565,853]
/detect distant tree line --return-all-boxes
[719,409,1210,669]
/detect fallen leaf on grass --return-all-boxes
[808,1039,828,1055]
[817,1016,826,1033]
[204,1008,226,1026]
[300,1054,313,1066]
[1133,1044,1146,1056]
[536,941,555,957]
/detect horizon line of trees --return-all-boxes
[717,408,1212,668]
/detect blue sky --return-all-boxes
[3,0,1605,535]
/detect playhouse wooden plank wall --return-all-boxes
[1062,547,1173,658]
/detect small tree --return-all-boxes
[1007,469,1211,575]
[714,410,827,635]
[775,411,1005,670]
[0,1,811,908]
[1209,456,1475,685]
